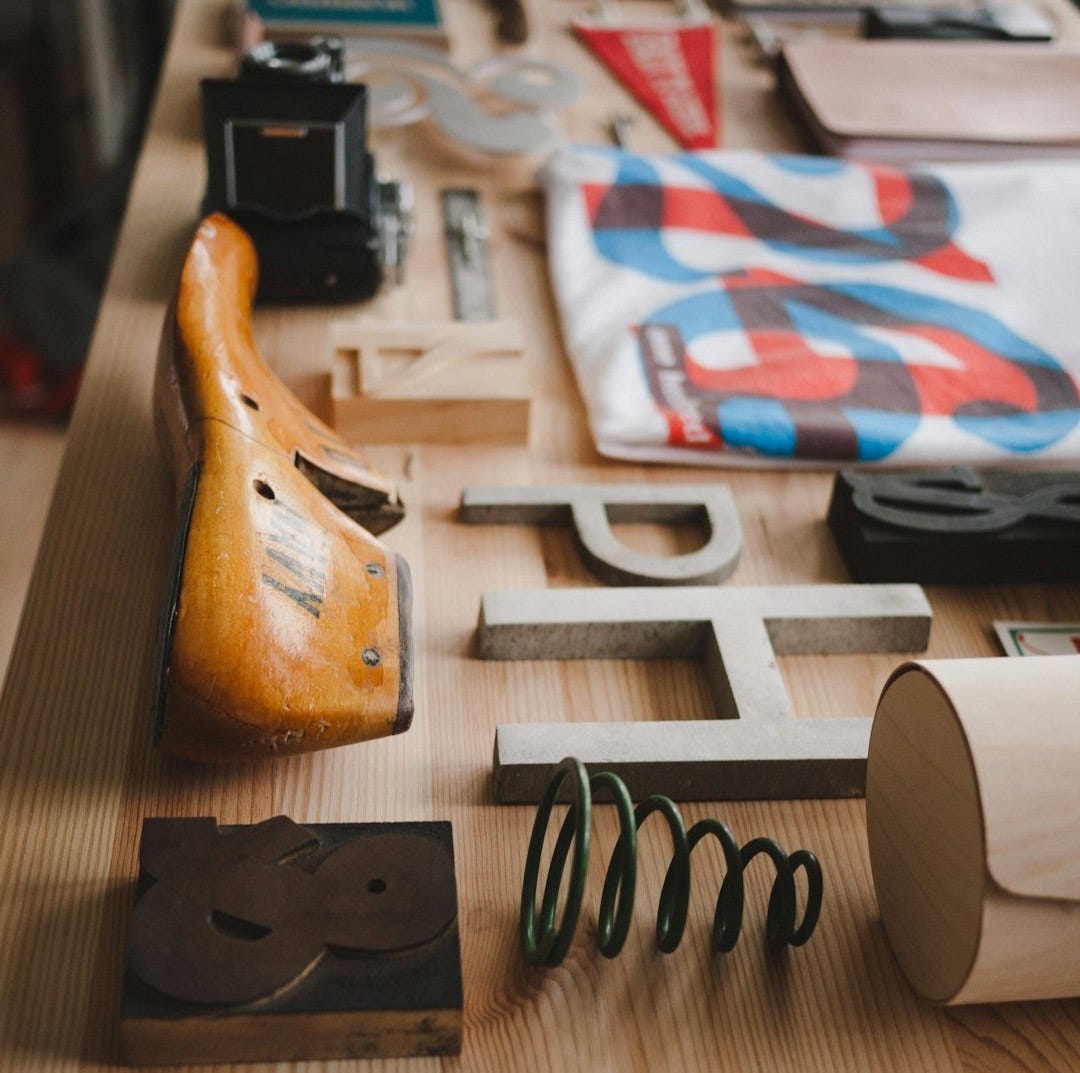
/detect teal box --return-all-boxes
[248,0,443,30]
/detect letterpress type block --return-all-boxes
[121,817,462,1065]
[827,468,1080,583]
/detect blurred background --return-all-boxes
[0,0,174,418]
[0,0,174,673]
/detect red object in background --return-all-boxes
[0,336,81,420]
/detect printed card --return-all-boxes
[994,621,1080,657]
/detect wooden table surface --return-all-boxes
[1,1,1078,1070]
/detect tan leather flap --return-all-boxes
[780,41,1080,145]
[918,658,1080,903]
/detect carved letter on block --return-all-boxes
[827,467,1080,583]
[478,585,931,802]
[122,817,462,1066]
[329,319,530,445]
[459,484,741,585]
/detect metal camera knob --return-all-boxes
[240,37,345,84]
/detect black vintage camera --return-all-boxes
[200,37,411,302]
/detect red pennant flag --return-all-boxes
[573,19,718,150]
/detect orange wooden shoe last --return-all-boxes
[153,214,412,762]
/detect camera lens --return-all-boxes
[240,38,344,84]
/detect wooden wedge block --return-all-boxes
[329,319,530,445]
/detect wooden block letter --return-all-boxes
[122,817,463,1065]
[330,319,530,445]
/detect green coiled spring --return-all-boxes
[521,757,823,966]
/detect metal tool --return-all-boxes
[609,111,635,148]
[442,188,497,321]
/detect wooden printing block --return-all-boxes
[329,319,530,445]
[826,467,1080,583]
[121,817,462,1065]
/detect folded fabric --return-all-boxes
[541,147,1080,467]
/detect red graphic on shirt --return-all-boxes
[586,166,993,282]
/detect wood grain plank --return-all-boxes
[0,422,66,679]
[0,1,1077,1071]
